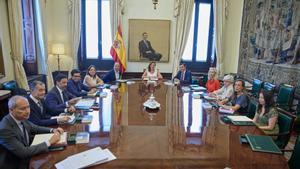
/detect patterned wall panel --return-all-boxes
[238,0,300,87]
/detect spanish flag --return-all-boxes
[110,23,126,73]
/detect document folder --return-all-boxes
[245,134,282,154]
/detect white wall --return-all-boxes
[0,0,14,83]
[223,0,244,74]
[46,0,74,73]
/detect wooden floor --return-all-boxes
[284,133,297,160]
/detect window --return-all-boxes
[81,0,114,70]
[182,0,214,72]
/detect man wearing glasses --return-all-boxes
[67,69,97,97]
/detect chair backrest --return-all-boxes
[263,82,276,93]
[275,111,295,149]
[251,79,263,98]
[288,135,300,169]
[247,99,258,118]
[276,84,295,111]
[2,80,28,96]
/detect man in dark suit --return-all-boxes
[67,69,96,97]
[45,74,78,116]
[103,62,123,83]
[173,63,192,84]
[0,95,63,169]
[138,32,162,61]
[28,81,70,126]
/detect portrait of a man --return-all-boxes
[128,19,170,62]
[138,32,162,61]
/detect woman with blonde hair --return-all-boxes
[205,67,220,92]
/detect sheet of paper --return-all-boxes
[88,149,117,167]
[227,115,253,122]
[55,147,109,169]
[31,132,67,146]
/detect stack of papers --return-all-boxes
[81,115,93,123]
[227,115,255,125]
[227,115,253,122]
[75,99,95,110]
[76,132,90,144]
[55,147,116,169]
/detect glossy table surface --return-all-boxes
[30,81,288,169]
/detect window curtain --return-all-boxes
[7,0,29,90]
[172,0,194,77]
[68,0,81,68]
[34,0,54,89]
[110,0,125,40]
[213,0,226,76]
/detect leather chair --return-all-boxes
[250,79,263,98]
[262,82,276,93]
[276,84,295,112]
[2,80,28,96]
[270,111,295,149]
[287,135,300,169]
[247,99,258,118]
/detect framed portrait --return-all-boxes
[128,19,170,62]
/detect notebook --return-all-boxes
[31,132,67,148]
[219,107,234,114]
[245,134,282,154]
[227,115,255,126]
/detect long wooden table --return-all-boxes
[30,81,289,169]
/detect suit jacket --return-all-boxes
[174,70,192,84]
[27,96,58,127]
[45,86,75,116]
[138,40,155,57]
[102,69,122,83]
[0,114,51,169]
[67,79,90,97]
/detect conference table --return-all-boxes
[30,80,289,169]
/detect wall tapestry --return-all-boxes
[238,0,300,87]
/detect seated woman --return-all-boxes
[142,61,163,80]
[209,75,234,100]
[253,90,279,135]
[218,79,249,114]
[206,67,220,92]
[83,65,104,88]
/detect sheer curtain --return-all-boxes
[68,0,81,68]
[110,0,125,40]
[172,0,194,77]
[7,0,29,90]
[213,0,226,76]
[34,0,54,89]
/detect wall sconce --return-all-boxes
[152,0,158,10]
[52,43,65,71]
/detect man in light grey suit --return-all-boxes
[0,95,64,169]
